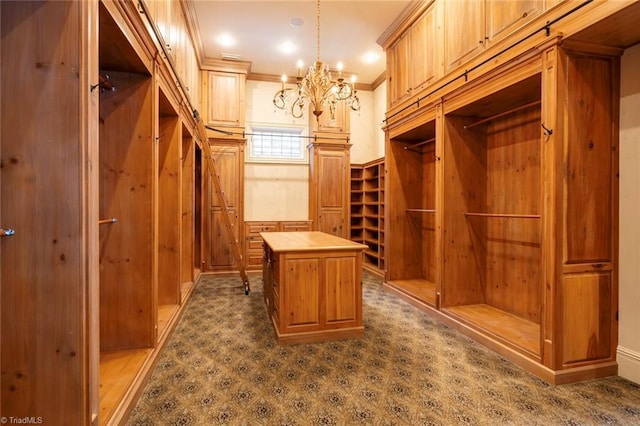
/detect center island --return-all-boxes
[260,231,367,344]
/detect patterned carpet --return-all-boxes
[127,273,640,425]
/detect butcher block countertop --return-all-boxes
[260,231,367,253]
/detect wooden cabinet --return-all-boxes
[388,30,413,106]
[388,1,440,107]
[384,41,621,384]
[350,159,385,276]
[261,232,366,344]
[204,139,245,272]
[244,221,312,271]
[443,0,486,71]
[205,70,246,129]
[444,0,542,71]
[311,98,350,133]
[308,137,351,239]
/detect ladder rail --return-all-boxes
[193,110,250,295]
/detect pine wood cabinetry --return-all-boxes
[311,99,350,133]
[384,40,621,384]
[385,0,544,108]
[261,232,366,344]
[350,159,385,276]
[388,1,440,107]
[244,221,312,271]
[205,71,245,128]
[204,139,245,272]
[444,0,542,71]
[308,137,351,239]
[0,0,204,423]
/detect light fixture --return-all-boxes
[273,0,360,121]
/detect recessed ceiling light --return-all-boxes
[278,41,296,55]
[363,51,380,64]
[290,18,304,28]
[216,33,236,47]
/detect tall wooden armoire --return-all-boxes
[308,134,351,239]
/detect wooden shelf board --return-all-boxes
[444,304,540,357]
[99,348,152,425]
[158,304,179,340]
[386,278,437,306]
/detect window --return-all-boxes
[247,125,307,163]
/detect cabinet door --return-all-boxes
[485,0,542,45]
[443,0,485,71]
[313,99,349,133]
[207,71,244,127]
[388,30,412,107]
[205,143,244,271]
[317,150,349,238]
[411,1,439,93]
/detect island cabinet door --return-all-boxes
[324,254,361,325]
[283,256,322,331]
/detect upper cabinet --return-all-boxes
[443,0,486,71]
[387,1,440,108]
[384,0,546,108]
[443,0,542,71]
[201,60,250,132]
[310,98,351,133]
[206,71,246,128]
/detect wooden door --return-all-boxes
[388,30,412,106]
[316,148,349,238]
[411,1,440,94]
[1,1,99,423]
[485,0,542,46]
[443,0,485,71]
[206,71,244,128]
[204,140,244,271]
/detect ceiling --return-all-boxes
[190,1,416,85]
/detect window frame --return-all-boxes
[245,123,309,164]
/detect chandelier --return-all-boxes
[272,0,360,121]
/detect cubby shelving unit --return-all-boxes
[350,158,385,275]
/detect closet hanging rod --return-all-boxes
[402,137,436,149]
[406,209,436,213]
[464,212,540,219]
[99,218,118,225]
[464,101,541,130]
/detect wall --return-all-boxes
[372,80,388,158]
[618,42,640,384]
[244,79,385,220]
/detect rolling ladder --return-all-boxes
[193,110,250,295]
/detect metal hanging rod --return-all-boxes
[99,218,118,225]
[464,212,541,219]
[204,125,351,142]
[464,101,541,130]
[402,137,436,149]
[406,209,436,213]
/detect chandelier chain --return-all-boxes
[316,0,321,62]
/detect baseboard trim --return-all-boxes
[617,345,640,384]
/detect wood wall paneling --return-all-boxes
[1,1,97,423]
